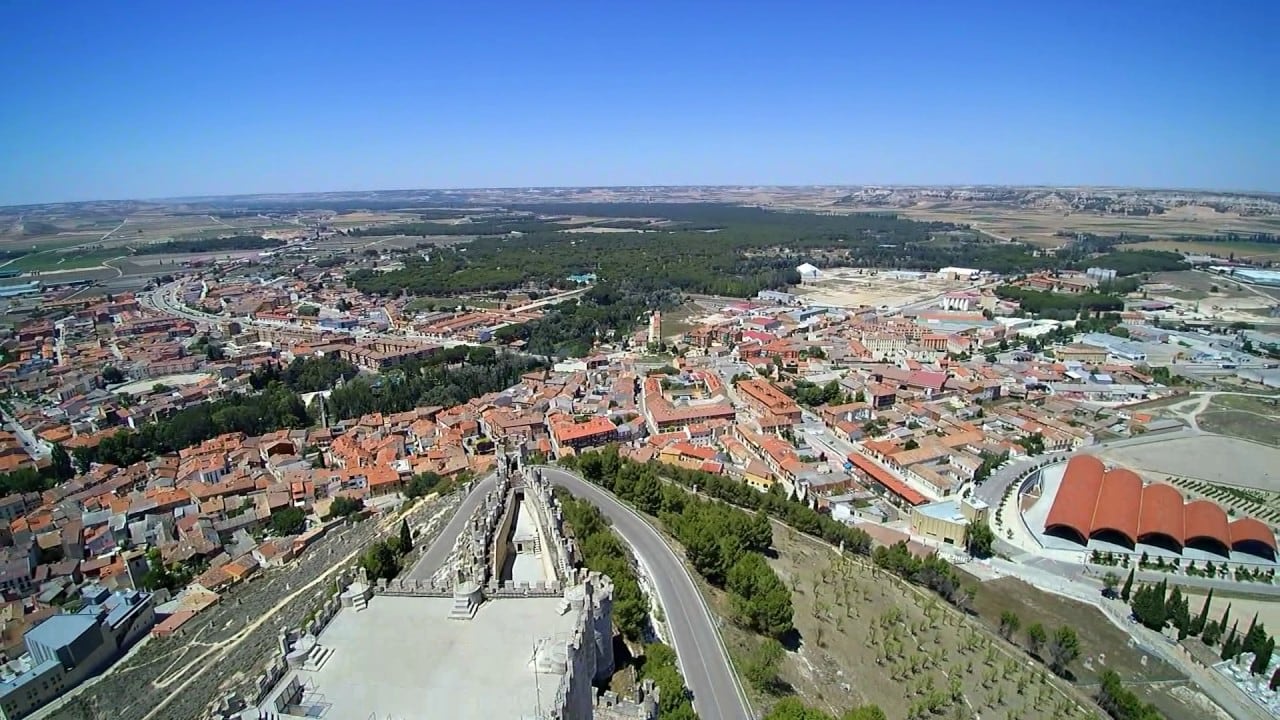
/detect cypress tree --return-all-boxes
[1120,568,1134,602]
[1168,586,1186,631]
[1220,603,1232,634]
[1243,614,1264,655]
[1222,630,1239,662]
[1250,637,1275,676]
[1154,580,1169,628]
[1192,588,1213,637]
[1203,620,1221,646]
[398,519,412,553]
[1130,584,1148,625]
[1244,614,1259,648]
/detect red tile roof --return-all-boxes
[847,453,926,506]
[1044,454,1277,557]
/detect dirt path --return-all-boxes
[1173,391,1280,432]
[144,538,365,705]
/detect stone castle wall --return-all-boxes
[216,466,656,720]
[546,571,618,719]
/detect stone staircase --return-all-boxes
[301,646,335,672]
[449,593,478,620]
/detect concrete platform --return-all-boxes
[266,595,580,719]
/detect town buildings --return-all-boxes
[0,257,1257,717]
[0,586,155,719]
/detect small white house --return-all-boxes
[796,263,820,283]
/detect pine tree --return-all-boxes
[1120,568,1134,602]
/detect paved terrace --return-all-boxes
[269,595,578,720]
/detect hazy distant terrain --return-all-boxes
[3,186,1279,261]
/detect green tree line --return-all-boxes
[493,284,658,358]
[1097,669,1165,720]
[555,492,651,641]
[347,203,990,300]
[324,348,542,419]
[1069,250,1188,276]
[995,285,1125,317]
[249,355,360,393]
[132,235,282,255]
[0,444,74,498]
[563,450,794,638]
[75,351,541,468]
[73,385,311,469]
[564,445,977,616]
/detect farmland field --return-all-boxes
[1198,410,1280,448]
[1100,434,1280,492]
[840,202,1280,248]
[7,248,127,272]
[1197,395,1280,449]
[1147,271,1254,296]
[659,303,703,340]
[1126,240,1280,262]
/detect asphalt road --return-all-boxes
[408,468,750,720]
[406,473,499,581]
[538,466,750,720]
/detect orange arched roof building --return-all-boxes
[1043,455,1276,560]
[1137,483,1185,546]
[1184,500,1230,552]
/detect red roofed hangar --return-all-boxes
[1043,455,1276,561]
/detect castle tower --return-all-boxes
[647,311,662,346]
[590,573,615,680]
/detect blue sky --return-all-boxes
[1,1,1277,205]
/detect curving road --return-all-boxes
[540,467,750,720]
[406,473,499,581]
[408,467,750,720]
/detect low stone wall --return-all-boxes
[374,576,453,597]
[487,579,564,598]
